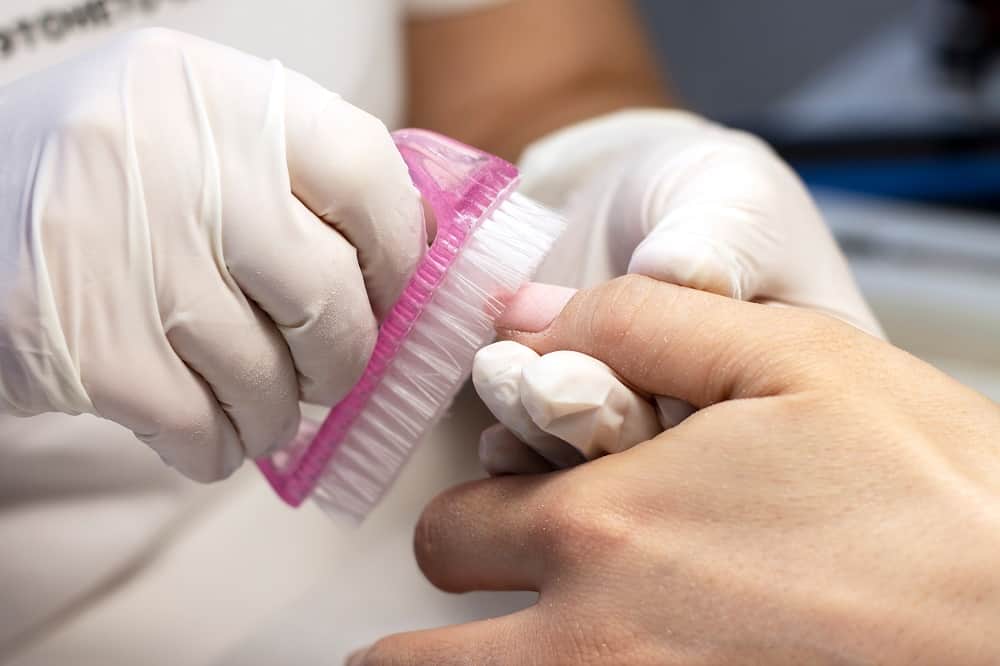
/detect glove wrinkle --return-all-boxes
[0,29,422,481]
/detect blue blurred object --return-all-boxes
[764,1,1000,209]
[760,125,1000,206]
[769,0,1000,207]
[635,0,1000,209]
[794,153,1000,204]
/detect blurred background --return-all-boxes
[638,0,1000,400]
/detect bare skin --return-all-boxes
[393,6,1000,664]
[351,276,1000,665]
[406,0,671,160]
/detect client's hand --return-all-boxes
[351,276,1000,666]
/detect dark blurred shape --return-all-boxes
[635,0,1000,210]
[921,0,1000,87]
[779,131,1000,209]
[634,0,911,120]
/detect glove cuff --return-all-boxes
[517,108,711,210]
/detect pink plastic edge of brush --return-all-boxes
[256,128,545,511]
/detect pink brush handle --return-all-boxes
[257,130,519,507]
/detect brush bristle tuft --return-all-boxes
[306,193,565,520]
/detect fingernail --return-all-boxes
[345,647,369,665]
[496,283,577,333]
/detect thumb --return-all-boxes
[616,131,882,338]
[618,133,792,301]
[496,277,841,408]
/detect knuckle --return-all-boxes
[783,313,858,379]
[322,104,397,188]
[734,310,850,395]
[535,480,636,561]
[581,275,660,351]
[608,273,657,302]
[581,276,631,341]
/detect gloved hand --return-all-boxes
[473,109,882,475]
[0,29,424,482]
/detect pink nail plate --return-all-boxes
[496,282,577,332]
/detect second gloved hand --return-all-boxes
[474,110,882,474]
[0,29,424,481]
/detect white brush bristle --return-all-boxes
[308,193,566,521]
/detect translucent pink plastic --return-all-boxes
[257,129,521,508]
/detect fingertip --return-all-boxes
[520,351,633,459]
[141,408,245,483]
[472,340,539,391]
[235,399,302,461]
[472,341,576,467]
[479,424,555,476]
[471,341,537,427]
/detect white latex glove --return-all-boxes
[474,109,883,475]
[473,339,661,476]
[0,29,424,482]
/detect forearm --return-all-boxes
[405,0,672,161]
